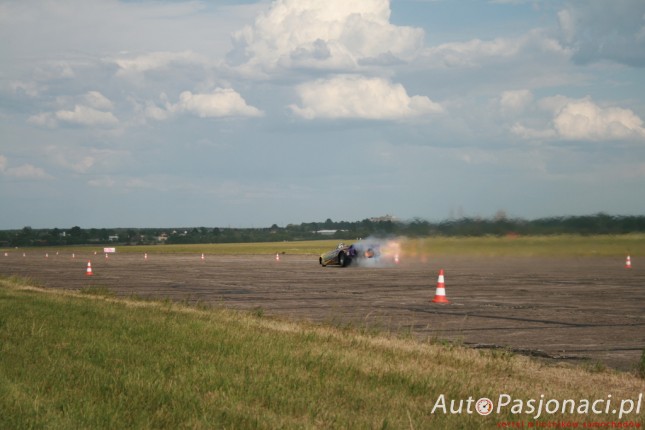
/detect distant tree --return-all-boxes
[69,226,80,235]
[126,229,137,244]
[12,227,35,246]
[3,214,645,247]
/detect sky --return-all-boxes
[1,0,644,229]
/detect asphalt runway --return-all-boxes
[1,250,644,371]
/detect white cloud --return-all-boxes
[510,123,557,140]
[553,98,645,141]
[512,96,645,142]
[176,89,263,118]
[0,155,49,179]
[421,29,570,70]
[55,105,119,127]
[4,164,49,179]
[44,145,128,175]
[27,91,119,128]
[147,89,263,120]
[114,51,207,77]
[557,9,575,45]
[424,37,521,68]
[84,91,113,111]
[51,153,95,174]
[499,89,533,115]
[144,102,173,121]
[27,112,57,128]
[228,0,424,74]
[290,75,442,120]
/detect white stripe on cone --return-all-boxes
[432,269,450,303]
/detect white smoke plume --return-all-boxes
[349,236,402,268]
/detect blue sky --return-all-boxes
[1,0,644,228]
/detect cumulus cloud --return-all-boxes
[27,112,57,128]
[55,105,119,127]
[499,89,533,115]
[510,123,557,140]
[84,91,113,110]
[27,91,118,128]
[5,164,49,179]
[422,29,570,69]
[114,51,207,77]
[175,89,263,118]
[45,145,128,175]
[144,102,173,121]
[228,0,424,74]
[557,0,645,67]
[424,37,522,68]
[512,96,645,141]
[146,88,263,120]
[0,155,49,179]
[289,75,442,120]
[553,98,645,141]
[47,151,95,174]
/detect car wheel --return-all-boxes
[339,252,347,267]
[319,257,326,267]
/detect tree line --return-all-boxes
[1,213,644,247]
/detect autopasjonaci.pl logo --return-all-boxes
[429,393,643,422]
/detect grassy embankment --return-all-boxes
[1,275,644,429]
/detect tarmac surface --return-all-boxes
[1,251,644,371]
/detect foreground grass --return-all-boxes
[4,234,644,258]
[1,277,643,429]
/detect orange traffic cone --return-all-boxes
[86,261,93,276]
[625,255,632,269]
[431,269,450,304]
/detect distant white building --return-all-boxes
[315,229,338,235]
[369,215,396,222]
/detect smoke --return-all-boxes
[350,236,402,268]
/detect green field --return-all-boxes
[3,234,645,258]
[402,234,645,257]
[0,277,643,429]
